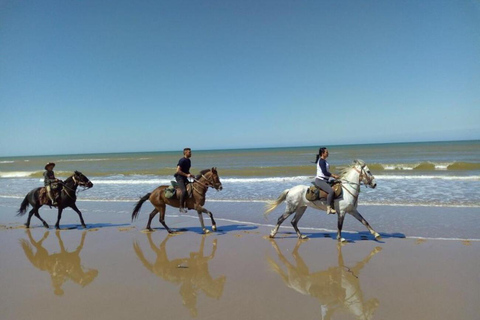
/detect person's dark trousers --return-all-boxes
[175,175,188,209]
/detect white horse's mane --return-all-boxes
[338,159,365,177]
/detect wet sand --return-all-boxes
[0,198,479,320]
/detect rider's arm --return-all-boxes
[319,160,331,177]
[176,166,191,178]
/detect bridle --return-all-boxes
[353,164,374,187]
[62,174,92,199]
[192,172,222,194]
[340,163,374,206]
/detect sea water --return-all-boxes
[1,140,479,207]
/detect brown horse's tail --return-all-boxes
[132,193,151,221]
[17,195,30,216]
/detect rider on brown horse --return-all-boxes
[174,148,193,213]
[44,162,62,205]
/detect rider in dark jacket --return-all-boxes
[174,148,193,213]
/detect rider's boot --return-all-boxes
[327,205,336,215]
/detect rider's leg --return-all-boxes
[176,176,187,212]
[314,178,336,214]
[46,185,56,205]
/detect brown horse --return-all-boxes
[131,168,223,233]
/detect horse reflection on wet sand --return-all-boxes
[267,240,381,320]
[133,233,226,317]
[20,229,98,296]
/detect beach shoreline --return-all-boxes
[1,199,479,319]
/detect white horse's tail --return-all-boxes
[264,189,289,217]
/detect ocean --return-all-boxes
[1,140,479,207]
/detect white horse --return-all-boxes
[264,160,381,242]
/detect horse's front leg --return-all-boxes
[350,209,381,240]
[337,210,347,242]
[70,204,87,228]
[55,207,64,229]
[194,205,211,234]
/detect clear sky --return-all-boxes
[1,0,479,156]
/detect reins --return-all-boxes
[192,173,217,195]
[62,175,92,199]
[339,164,368,206]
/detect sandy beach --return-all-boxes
[1,197,479,320]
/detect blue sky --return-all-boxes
[1,0,479,156]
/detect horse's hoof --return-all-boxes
[338,237,347,243]
[269,234,275,238]
[212,225,217,232]
[82,224,87,229]
[299,235,308,239]
[43,224,49,229]
[203,229,210,234]
[375,234,382,241]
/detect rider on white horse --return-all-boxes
[314,147,340,214]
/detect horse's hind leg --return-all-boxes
[145,208,158,231]
[25,208,36,228]
[157,204,173,234]
[34,210,49,229]
[350,209,381,240]
[270,205,295,238]
[291,206,307,239]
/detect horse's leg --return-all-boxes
[70,204,87,228]
[25,208,36,228]
[194,204,215,233]
[337,210,347,242]
[145,208,158,231]
[34,209,49,229]
[196,209,209,234]
[157,204,174,234]
[291,206,307,239]
[270,205,295,238]
[350,209,381,240]
[55,207,64,229]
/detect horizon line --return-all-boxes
[1,138,479,158]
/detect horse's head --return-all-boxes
[197,167,222,191]
[353,160,376,189]
[209,167,223,191]
[74,171,94,188]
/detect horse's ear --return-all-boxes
[212,167,217,173]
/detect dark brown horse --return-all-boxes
[17,171,93,229]
[131,168,222,233]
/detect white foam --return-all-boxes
[92,179,172,185]
[375,175,480,181]
[0,171,37,178]
[0,161,14,164]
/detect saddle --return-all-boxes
[164,181,193,199]
[38,187,57,207]
[305,181,343,202]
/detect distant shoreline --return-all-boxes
[2,138,479,158]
